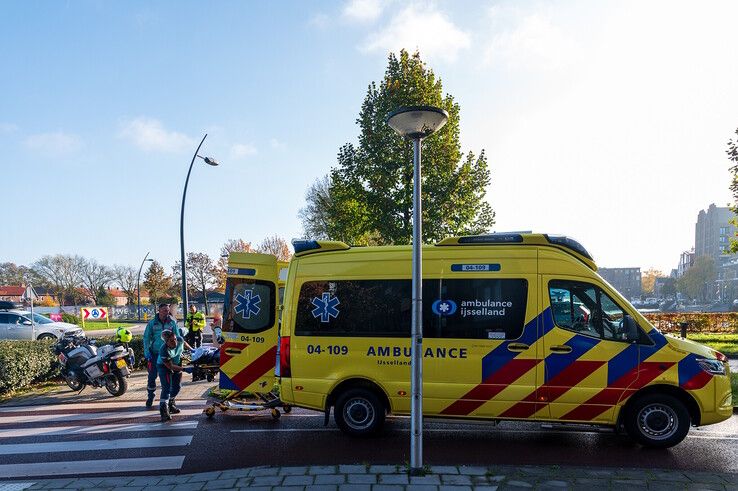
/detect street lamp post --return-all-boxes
[137,252,154,321]
[180,134,219,316]
[386,106,448,475]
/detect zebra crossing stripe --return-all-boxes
[0,420,197,438]
[0,456,185,478]
[0,483,34,491]
[0,435,193,455]
[0,400,205,413]
[0,408,201,424]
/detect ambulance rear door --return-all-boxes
[220,252,279,393]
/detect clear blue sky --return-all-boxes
[2,0,738,275]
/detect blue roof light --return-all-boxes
[544,235,593,261]
[292,240,321,254]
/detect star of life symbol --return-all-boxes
[311,292,340,323]
[431,299,457,316]
[234,290,261,319]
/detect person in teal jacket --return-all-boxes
[143,303,178,408]
[157,329,187,421]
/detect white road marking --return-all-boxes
[231,426,738,442]
[0,435,192,455]
[0,400,206,413]
[231,428,339,433]
[686,434,738,441]
[0,420,198,438]
[0,483,35,491]
[0,456,185,478]
[0,408,201,424]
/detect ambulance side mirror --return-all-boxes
[623,315,640,342]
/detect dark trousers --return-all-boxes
[186,330,202,348]
[158,366,182,403]
[146,359,158,397]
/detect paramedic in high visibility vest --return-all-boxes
[185,304,205,348]
[143,303,178,409]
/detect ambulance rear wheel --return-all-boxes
[624,394,690,448]
[335,388,384,437]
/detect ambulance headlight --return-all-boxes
[697,358,725,375]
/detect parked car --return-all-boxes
[0,309,84,341]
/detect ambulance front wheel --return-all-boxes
[624,393,690,448]
[334,388,385,437]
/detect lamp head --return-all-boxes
[387,105,449,139]
[198,155,219,166]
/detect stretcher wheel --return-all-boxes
[204,406,215,419]
[207,374,214,382]
[271,408,281,419]
[283,405,292,414]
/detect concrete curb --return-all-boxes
[2,464,737,490]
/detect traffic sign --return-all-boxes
[80,307,110,328]
[82,307,108,320]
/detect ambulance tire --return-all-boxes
[624,393,690,448]
[335,388,385,437]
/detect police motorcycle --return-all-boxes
[53,327,134,396]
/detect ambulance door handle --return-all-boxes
[507,343,529,352]
[225,348,242,356]
[549,345,572,354]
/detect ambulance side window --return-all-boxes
[295,280,410,337]
[424,279,528,340]
[225,279,275,334]
[548,280,628,342]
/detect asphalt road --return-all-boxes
[0,398,736,479]
[191,407,738,474]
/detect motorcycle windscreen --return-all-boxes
[219,254,279,393]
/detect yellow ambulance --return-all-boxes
[274,233,732,448]
[219,252,287,395]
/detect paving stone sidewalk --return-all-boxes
[3,464,737,490]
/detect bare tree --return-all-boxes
[187,253,218,314]
[0,263,41,286]
[32,254,85,305]
[256,235,292,261]
[112,264,137,305]
[80,259,114,305]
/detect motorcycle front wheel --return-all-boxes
[65,372,85,392]
[104,372,128,397]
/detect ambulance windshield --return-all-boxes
[224,278,275,334]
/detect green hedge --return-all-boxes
[643,313,738,334]
[0,340,59,393]
[62,312,80,325]
[0,335,147,395]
